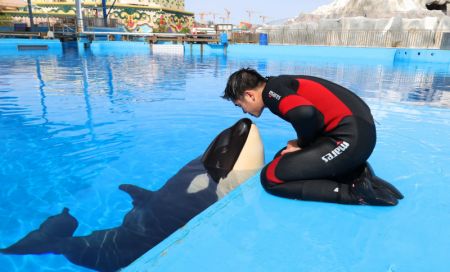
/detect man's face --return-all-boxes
[233,91,263,117]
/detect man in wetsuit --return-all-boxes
[222,68,403,206]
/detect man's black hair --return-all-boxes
[222,68,267,101]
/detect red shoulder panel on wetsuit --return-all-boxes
[278,95,314,116]
[296,79,352,132]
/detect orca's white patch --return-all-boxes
[215,124,265,199]
[187,173,211,194]
[216,170,255,199]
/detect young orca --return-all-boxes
[0,118,265,272]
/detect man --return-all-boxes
[222,68,403,205]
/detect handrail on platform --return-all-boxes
[0,32,42,39]
[80,31,220,44]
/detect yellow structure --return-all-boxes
[0,0,194,33]
[0,0,27,10]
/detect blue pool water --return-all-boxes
[0,43,449,271]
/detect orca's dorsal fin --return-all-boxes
[119,184,154,206]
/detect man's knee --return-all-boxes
[273,146,286,159]
[260,164,283,192]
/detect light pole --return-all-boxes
[26,0,34,31]
[75,0,84,33]
[102,0,107,26]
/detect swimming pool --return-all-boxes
[0,42,449,271]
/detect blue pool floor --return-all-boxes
[0,42,449,271]
[126,102,450,272]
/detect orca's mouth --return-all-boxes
[201,118,252,182]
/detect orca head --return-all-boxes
[201,118,265,197]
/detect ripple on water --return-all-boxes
[0,48,450,271]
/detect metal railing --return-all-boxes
[53,24,76,35]
[80,31,220,44]
[258,29,445,49]
[231,33,260,44]
[83,17,118,28]
[0,19,14,27]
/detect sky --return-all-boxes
[185,0,334,25]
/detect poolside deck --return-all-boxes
[124,101,450,271]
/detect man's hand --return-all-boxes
[280,139,302,155]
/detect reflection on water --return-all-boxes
[0,44,449,271]
[244,58,450,107]
[0,47,192,190]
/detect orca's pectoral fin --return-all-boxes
[0,208,78,255]
[372,177,404,200]
[119,184,154,206]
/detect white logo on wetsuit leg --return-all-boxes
[268,90,281,101]
[321,141,350,163]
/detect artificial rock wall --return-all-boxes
[288,0,450,32]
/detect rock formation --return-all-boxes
[310,0,449,18]
[284,0,450,32]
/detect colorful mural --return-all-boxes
[0,1,194,33]
[108,6,192,32]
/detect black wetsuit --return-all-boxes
[260,75,376,204]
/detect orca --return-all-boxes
[0,118,265,272]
